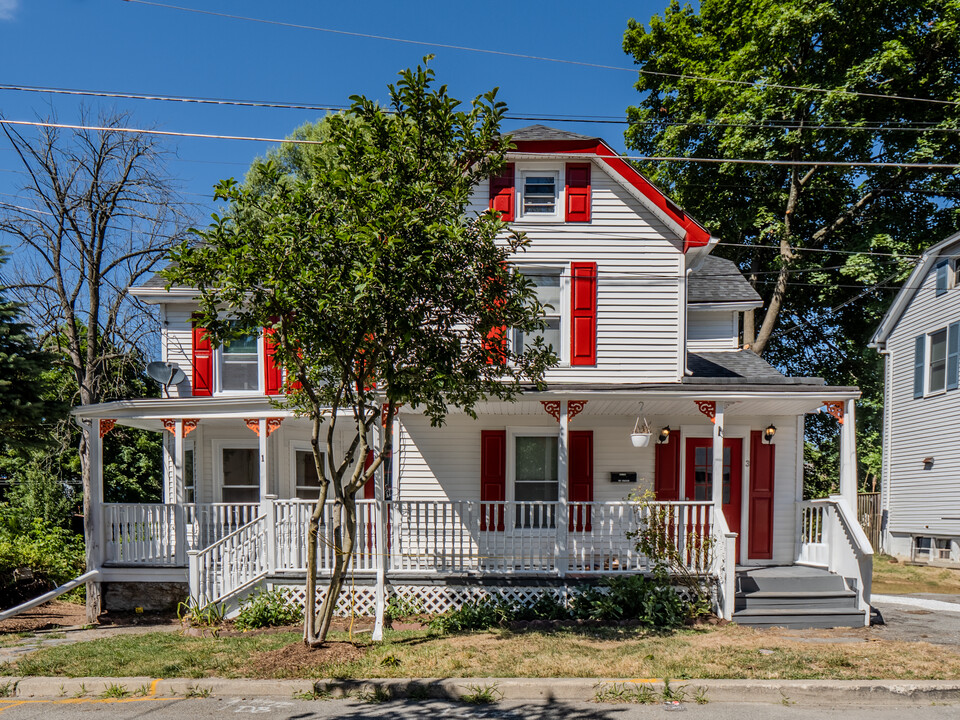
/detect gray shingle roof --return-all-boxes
[140,263,176,289]
[506,125,599,142]
[686,351,824,385]
[688,256,761,304]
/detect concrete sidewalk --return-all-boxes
[3,676,960,707]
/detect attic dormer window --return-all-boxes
[520,171,559,217]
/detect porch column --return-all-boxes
[258,418,269,501]
[839,399,858,509]
[85,420,104,623]
[173,419,185,503]
[556,401,569,577]
[712,403,726,508]
[372,421,387,642]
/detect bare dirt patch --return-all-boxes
[0,601,87,633]
[243,640,367,678]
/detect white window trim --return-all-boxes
[212,439,261,503]
[215,332,263,396]
[927,328,948,397]
[289,440,327,500]
[512,263,570,366]
[506,426,561,533]
[515,164,565,223]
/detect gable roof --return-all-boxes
[870,230,960,349]
[688,256,762,305]
[504,126,714,252]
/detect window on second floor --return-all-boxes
[513,271,562,356]
[930,328,948,393]
[936,261,951,296]
[915,323,960,398]
[520,171,559,218]
[220,333,260,392]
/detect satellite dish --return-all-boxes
[146,361,186,387]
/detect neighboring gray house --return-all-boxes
[871,231,960,563]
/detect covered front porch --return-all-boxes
[75,386,869,624]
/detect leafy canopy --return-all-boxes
[167,60,555,426]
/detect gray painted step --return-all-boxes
[732,607,866,629]
[735,590,858,611]
[736,566,848,594]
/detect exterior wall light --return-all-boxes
[763,424,777,444]
[658,426,671,444]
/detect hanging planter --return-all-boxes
[630,413,652,448]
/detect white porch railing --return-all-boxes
[103,503,260,566]
[189,514,269,606]
[797,495,874,625]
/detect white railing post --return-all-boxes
[723,532,737,620]
[264,495,277,574]
[187,549,202,604]
[174,504,187,566]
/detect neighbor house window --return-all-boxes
[520,171,559,217]
[514,271,562,355]
[221,447,259,503]
[937,261,950,296]
[294,449,324,500]
[514,434,558,529]
[220,333,260,392]
[929,329,947,393]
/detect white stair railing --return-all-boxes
[188,514,269,607]
[797,496,874,625]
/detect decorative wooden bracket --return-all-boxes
[567,400,588,421]
[540,400,561,423]
[161,418,199,437]
[245,418,283,437]
[695,400,717,422]
[823,401,844,424]
[99,419,117,438]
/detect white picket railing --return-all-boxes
[797,496,874,625]
[103,503,259,566]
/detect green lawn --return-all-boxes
[5,624,960,680]
[873,554,960,595]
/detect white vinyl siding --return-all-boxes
[161,305,196,398]
[470,162,684,383]
[687,310,739,351]
[883,243,960,537]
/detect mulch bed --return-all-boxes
[0,600,88,633]
[243,640,367,677]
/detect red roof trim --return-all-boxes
[511,139,711,252]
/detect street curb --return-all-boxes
[6,677,960,706]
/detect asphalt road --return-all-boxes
[2,697,960,719]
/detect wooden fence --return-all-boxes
[857,492,882,551]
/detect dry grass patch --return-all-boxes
[873,555,960,595]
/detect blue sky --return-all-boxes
[0,0,672,219]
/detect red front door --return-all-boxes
[685,438,743,557]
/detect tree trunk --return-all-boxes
[80,424,101,624]
[312,495,358,646]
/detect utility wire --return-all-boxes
[3,116,957,169]
[122,0,960,109]
[3,82,960,135]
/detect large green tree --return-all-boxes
[167,61,555,645]
[623,0,960,491]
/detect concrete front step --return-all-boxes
[736,566,848,594]
[735,590,859,611]
[732,607,866,629]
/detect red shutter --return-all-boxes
[748,431,775,559]
[565,163,591,222]
[191,322,213,397]
[654,430,681,501]
[263,326,283,395]
[570,262,598,366]
[480,430,506,531]
[489,163,515,222]
[363,449,376,500]
[569,430,593,531]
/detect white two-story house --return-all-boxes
[74,126,873,628]
[871,231,960,564]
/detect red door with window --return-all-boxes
[685,438,742,557]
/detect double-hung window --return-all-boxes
[929,329,948,393]
[519,170,559,218]
[219,445,260,503]
[294,447,325,500]
[513,434,558,529]
[220,333,260,392]
[514,271,562,356]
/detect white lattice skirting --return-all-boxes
[270,581,710,617]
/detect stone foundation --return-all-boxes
[103,581,189,612]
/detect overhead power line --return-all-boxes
[121,0,960,109]
[5,82,960,136]
[3,116,958,169]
